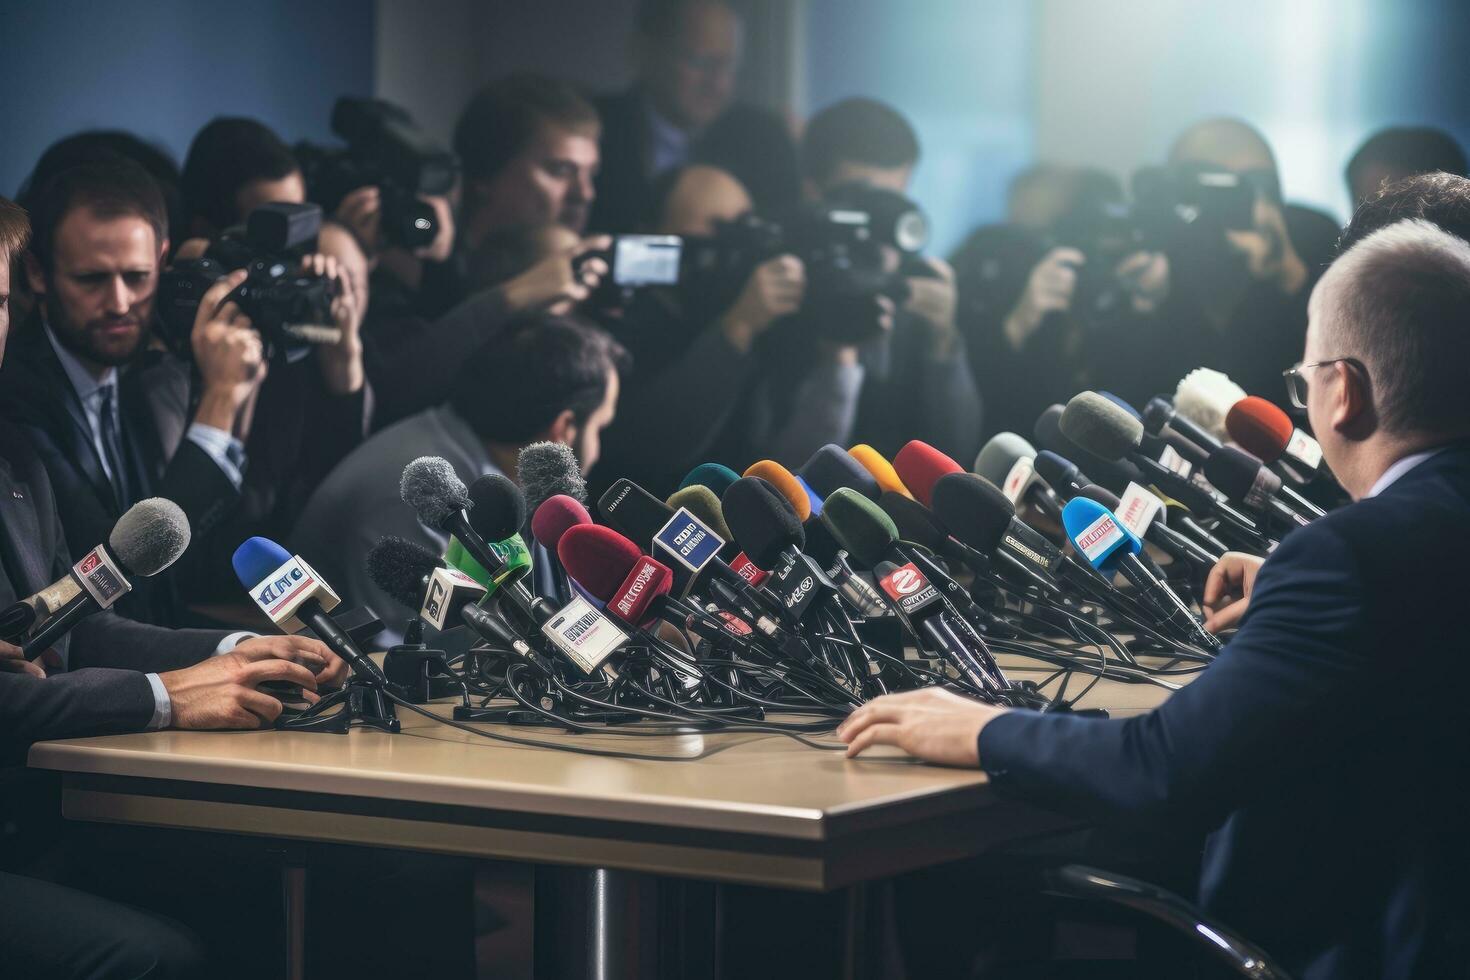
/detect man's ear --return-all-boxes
[1333,359,1372,434]
[546,408,578,447]
[23,252,45,297]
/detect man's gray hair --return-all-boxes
[1318,217,1470,436]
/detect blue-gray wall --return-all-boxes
[2,0,375,198]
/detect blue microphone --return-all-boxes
[1062,498,1221,651]
[233,536,386,680]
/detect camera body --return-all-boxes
[1048,164,1260,318]
[158,203,339,364]
[603,183,931,344]
[298,97,459,251]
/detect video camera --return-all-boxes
[157,202,339,364]
[1049,163,1259,317]
[596,183,932,344]
[297,97,459,251]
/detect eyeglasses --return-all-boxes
[1282,357,1367,409]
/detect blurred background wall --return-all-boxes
[8,0,1470,251]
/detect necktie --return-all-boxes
[97,385,134,512]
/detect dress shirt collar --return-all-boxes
[42,318,118,405]
[1365,447,1448,498]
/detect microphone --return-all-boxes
[21,499,192,658]
[1203,446,1323,529]
[678,462,741,497]
[401,458,549,624]
[928,472,1069,598]
[822,489,1006,695]
[1226,396,1329,484]
[366,536,486,632]
[1060,392,1271,553]
[1077,484,1221,571]
[1098,391,1141,419]
[666,485,741,561]
[233,536,386,681]
[975,432,1063,519]
[1143,396,1224,459]
[743,459,813,521]
[1061,498,1221,651]
[848,444,913,499]
[1034,404,1147,495]
[1174,367,1246,442]
[800,444,881,502]
[530,494,601,606]
[892,440,963,507]
[517,441,588,605]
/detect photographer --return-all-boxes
[590,0,801,233]
[590,163,806,494]
[778,97,982,465]
[0,160,262,627]
[1345,125,1468,208]
[174,118,372,602]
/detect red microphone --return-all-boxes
[1226,396,1325,479]
[558,524,681,629]
[893,440,964,507]
[531,494,593,553]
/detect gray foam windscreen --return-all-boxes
[400,456,470,530]
[1060,392,1145,462]
[517,441,586,516]
[110,497,191,577]
[974,432,1036,485]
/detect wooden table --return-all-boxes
[28,667,1177,977]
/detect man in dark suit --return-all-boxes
[588,0,800,233]
[0,160,264,626]
[0,195,347,977]
[839,217,1470,977]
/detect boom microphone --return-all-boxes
[20,498,191,658]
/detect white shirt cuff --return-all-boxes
[214,631,257,655]
[144,672,171,730]
[186,422,247,489]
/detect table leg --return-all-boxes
[282,863,307,980]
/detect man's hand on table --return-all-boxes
[160,635,345,730]
[838,688,1009,766]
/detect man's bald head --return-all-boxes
[657,165,752,235]
[1169,117,1278,178]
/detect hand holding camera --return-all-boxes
[190,270,268,432]
[1005,246,1083,350]
[720,254,806,352]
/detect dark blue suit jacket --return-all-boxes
[981,444,1470,979]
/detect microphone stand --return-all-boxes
[277,619,401,734]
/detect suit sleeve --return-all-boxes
[157,439,239,539]
[978,521,1369,830]
[1,668,154,745]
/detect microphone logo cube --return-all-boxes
[654,508,726,573]
[879,562,941,616]
[541,595,628,674]
[249,555,340,633]
[1075,513,1126,564]
[72,545,131,609]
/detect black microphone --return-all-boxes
[800,444,882,501]
[928,472,1070,598]
[366,536,487,633]
[22,498,192,659]
[1203,446,1323,530]
[1143,395,1224,458]
[233,536,387,683]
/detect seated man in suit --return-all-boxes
[840,217,1470,978]
[0,195,348,978]
[589,0,800,233]
[0,159,265,627]
[292,312,626,645]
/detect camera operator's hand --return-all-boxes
[1004,247,1082,351]
[1115,250,1170,314]
[303,249,367,395]
[159,635,341,730]
[904,257,960,358]
[191,269,267,433]
[720,254,805,354]
[1226,198,1307,297]
[501,235,610,315]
